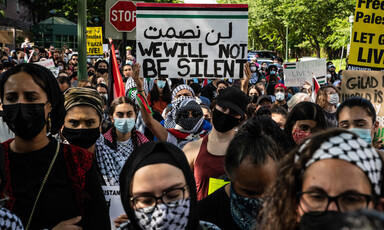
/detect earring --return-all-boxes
[47,113,52,135]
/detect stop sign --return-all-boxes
[109,0,136,32]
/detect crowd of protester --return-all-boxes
[0,41,384,230]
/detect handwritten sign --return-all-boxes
[136,3,248,79]
[35,59,59,78]
[102,186,126,230]
[348,0,384,71]
[87,27,103,55]
[283,58,326,87]
[341,70,384,140]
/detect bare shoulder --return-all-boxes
[183,138,203,157]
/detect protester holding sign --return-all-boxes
[131,63,207,149]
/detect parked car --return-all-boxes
[247,50,277,65]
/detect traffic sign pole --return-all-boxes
[122,32,127,65]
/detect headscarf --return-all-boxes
[296,131,382,196]
[120,141,199,230]
[164,85,195,129]
[0,63,65,135]
[64,87,103,119]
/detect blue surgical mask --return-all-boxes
[157,80,166,89]
[114,118,135,133]
[230,185,264,230]
[349,128,372,144]
[270,70,276,75]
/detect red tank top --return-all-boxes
[194,135,225,201]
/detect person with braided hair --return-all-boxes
[103,96,149,163]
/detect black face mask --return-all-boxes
[62,127,100,149]
[299,211,344,230]
[97,68,107,74]
[212,109,241,133]
[3,103,47,140]
[88,71,94,76]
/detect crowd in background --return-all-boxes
[0,39,384,230]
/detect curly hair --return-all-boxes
[108,96,140,149]
[259,129,379,230]
[316,85,340,109]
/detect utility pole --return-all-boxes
[77,0,87,80]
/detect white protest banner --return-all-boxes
[283,58,327,87]
[136,3,248,79]
[35,59,59,78]
[102,186,126,230]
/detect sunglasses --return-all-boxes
[179,111,202,119]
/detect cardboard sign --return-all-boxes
[341,70,384,139]
[102,186,126,230]
[35,59,59,78]
[283,58,326,87]
[136,3,248,79]
[87,27,104,55]
[348,0,384,71]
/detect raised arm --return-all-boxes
[132,63,169,141]
[240,62,251,94]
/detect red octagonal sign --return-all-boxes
[109,0,136,32]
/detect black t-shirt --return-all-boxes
[197,186,240,230]
[9,139,110,230]
[323,110,338,128]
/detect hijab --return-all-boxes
[120,141,199,230]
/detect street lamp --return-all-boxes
[348,13,354,55]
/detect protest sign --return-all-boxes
[102,186,125,230]
[87,27,103,56]
[341,70,384,140]
[35,59,59,77]
[283,58,326,87]
[348,0,384,71]
[136,3,248,79]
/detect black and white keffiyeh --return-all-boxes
[298,132,382,195]
[0,207,24,230]
[125,77,149,106]
[94,135,121,186]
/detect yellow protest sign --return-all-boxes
[86,27,103,55]
[208,178,230,195]
[348,0,384,70]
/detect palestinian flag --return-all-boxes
[311,75,321,102]
[284,63,296,69]
[108,40,125,106]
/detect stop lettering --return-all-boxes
[109,1,136,32]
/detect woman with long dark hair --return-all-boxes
[0,64,110,229]
[147,78,172,114]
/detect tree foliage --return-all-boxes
[219,0,355,58]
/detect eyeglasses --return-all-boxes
[131,185,189,213]
[297,191,372,213]
[179,111,202,119]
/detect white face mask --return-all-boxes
[250,67,257,72]
[326,74,332,78]
[275,92,285,101]
[328,93,339,105]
